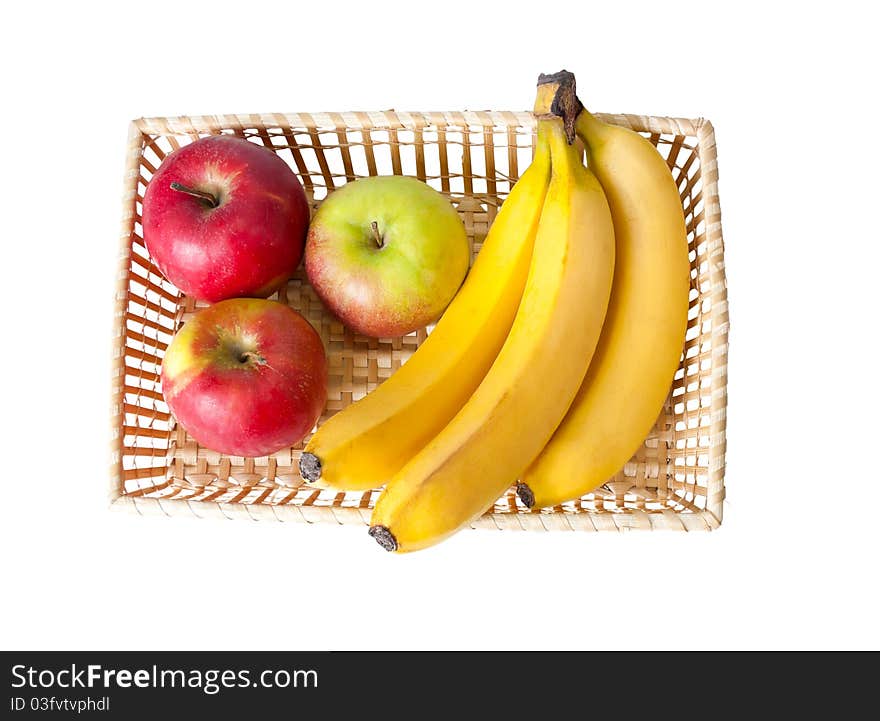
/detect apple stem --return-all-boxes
[238,351,267,366]
[370,221,384,248]
[169,181,219,208]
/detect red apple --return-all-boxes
[161,299,327,458]
[305,176,469,337]
[143,135,309,303]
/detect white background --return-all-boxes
[1,1,877,651]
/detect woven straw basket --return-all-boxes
[110,109,728,532]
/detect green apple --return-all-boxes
[304,176,469,337]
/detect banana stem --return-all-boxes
[535,70,583,144]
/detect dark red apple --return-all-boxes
[143,135,309,303]
[161,299,327,458]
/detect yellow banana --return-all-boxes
[518,101,690,509]
[369,85,615,553]
[298,122,551,491]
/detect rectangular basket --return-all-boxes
[110,109,728,532]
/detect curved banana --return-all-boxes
[369,97,615,553]
[298,130,551,492]
[518,103,690,509]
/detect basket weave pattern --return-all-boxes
[110,110,728,531]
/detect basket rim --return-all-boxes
[131,110,710,138]
[109,109,728,532]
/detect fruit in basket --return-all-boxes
[516,76,690,510]
[143,135,309,303]
[304,175,469,338]
[367,76,615,553]
[299,136,551,491]
[161,298,327,458]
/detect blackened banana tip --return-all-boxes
[299,452,322,483]
[516,482,536,509]
[369,525,398,552]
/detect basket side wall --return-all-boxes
[110,110,728,531]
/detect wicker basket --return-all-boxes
[110,109,728,532]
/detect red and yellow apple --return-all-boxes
[304,176,469,337]
[161,299,327,458]
[143,135,309,303]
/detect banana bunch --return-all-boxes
[301,70,689,553]
[517,95,690,510]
